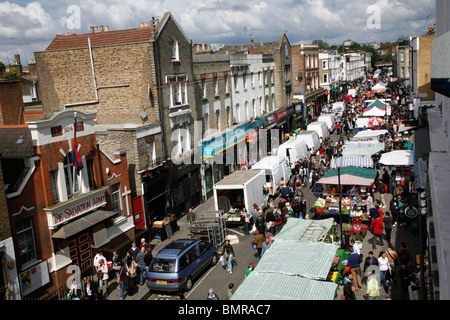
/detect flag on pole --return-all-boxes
[72,112,84,175]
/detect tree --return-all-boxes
[0,61,5,74]
[2,68,20,79]
[312,39,330,50]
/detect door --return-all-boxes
[69,231,92,270]
[132,196,146,230]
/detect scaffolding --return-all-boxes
[187,210,227,247]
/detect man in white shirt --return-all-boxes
[93,249,107,272]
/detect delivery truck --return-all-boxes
[213,170,267,213]
[277,138,311,168]
[251,155,291,197]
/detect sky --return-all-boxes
[0,0,436,66]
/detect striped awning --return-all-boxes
[330,156,374,168]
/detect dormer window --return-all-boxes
[170,38,179,61]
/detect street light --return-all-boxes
[335,154,344,250]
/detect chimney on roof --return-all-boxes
[104,25,109,31]
[140,22,145,28]
[90,26,95,33]
[144,22,149,27]
[98,25,104,32]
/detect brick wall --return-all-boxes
[0,80,25,125]
[0,163,11,241]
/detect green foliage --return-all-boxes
[2,68,20,79]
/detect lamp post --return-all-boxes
[335,155,344,250]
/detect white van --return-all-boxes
[277,139,311,168]
[296,131,321,155]
[251,156,291,197]
[307,121,330,140]
[318,115,336,133]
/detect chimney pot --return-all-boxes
[90,26,95,33]
[104,25,109,32]
[144,22,149,27]
[140,22,144,28]
[98,25,104,32]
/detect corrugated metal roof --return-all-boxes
[274,218,334,242]
[231,272,338,300]
[231,228,339,300]
[253,241,339,280]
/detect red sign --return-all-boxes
[276,110,287,121]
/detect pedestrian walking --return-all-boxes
[260,234,272,258]
[398,264,413,300]
[225,283,235,300]
[252,230,265,260]
[369,214,384,250]
[186,208,196,225]
[383,211,393,243]
[242,208,251,235]
[365,270,380,300]
[378,251,391,293]
[220,239,235,274]
[97,258,109,298]
[129,242,139,261]
[206,288,219,300]
[397,242,413,271]
[386,243,398,282]
[135,246,147,285]
[347,248,362,292]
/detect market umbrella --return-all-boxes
[317,166,377,186]
[368,117,383,125]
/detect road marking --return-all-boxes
[185,259,221,299]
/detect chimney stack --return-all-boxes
[104,25,109,32]
[90,26,95,33]
[98,25,104,32]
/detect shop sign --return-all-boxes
[276,109,288,121]
[45,187,108,229]
[404,206,419,219]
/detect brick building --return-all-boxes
[0,109,133,298]
[292,44,328,120]
[34,12,203,229]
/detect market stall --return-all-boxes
[313,166,377,223]
[352,129,388,140]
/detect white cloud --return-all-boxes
[0,0,435,65]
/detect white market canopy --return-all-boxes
[363,106,386,117]
[353,129,388,140]
[379,150,415,166]
[342,141,385,158]
[372,83,387,92]
[330,156,374,168]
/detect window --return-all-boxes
[86,159,95,189]
[110,183,122,217]
[323,73,328,84]
[168,75,188,107]
[51,126,62,137]
[49,170,59,204]
[201,78,207,98]
[322,60,328,70]
[242,73,247,90]
[224,75,229,94]
[63,152,80,198]
[214,76,219,96]
[16,218,37,265]
[170,38,179,61]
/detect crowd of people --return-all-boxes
[213,74,424,300]
[67,238,153,300]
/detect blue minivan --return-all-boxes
[146,239,218,292]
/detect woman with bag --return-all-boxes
[386,243,398,282]
[97,259,109,298]
[125,255,138,295]
[67,279,81,300]
[117,264,128,300]
[219,239,235,274]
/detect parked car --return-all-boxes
[146,239,218,292]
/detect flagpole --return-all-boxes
[73,112,77,195]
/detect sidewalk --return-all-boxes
[104,198,216,300]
